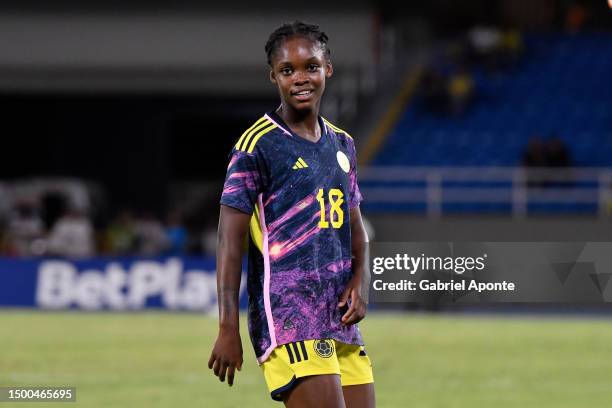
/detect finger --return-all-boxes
[344,300,365,323]
[219,361,229,382]
[351,288,359,302]
[360,303,367,317]
[338,287,350,307]
[208,353,216,369]
[345,309,364,325]
[237,358,243,371]
[213,359,220,376]
[343,308,357,324]
[227,365,236,386]
[353,304,366,323]
[342,302,357,323]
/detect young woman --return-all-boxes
[209,21,375,408]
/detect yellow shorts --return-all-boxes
[261,339,374,401]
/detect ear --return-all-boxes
[325,60,334,78]
[269,69,277,84]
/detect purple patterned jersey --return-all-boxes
[220,110,364,363]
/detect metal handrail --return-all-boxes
[359,166,612,217]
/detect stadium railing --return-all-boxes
[359,166,612,217]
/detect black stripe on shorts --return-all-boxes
[285,344,295,364]
[299,341,308,360]
[291,342,302,362]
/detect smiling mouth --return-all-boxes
[292,90,314,100]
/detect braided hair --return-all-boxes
[265,21,331,66]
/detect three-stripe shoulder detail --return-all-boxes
[322,117,353,139]
[235,117,277,153]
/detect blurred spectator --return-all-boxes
[545,136,573,188]
[499,28,524,70]
[419,62,475,117]
[420,68,447,115]
[467,26,524,73]
[47,208,94,258]
[41,191,68,231]
[522,136,547,168]
[105,210,136,255]
[565,2,587,33]
[522,136,572,188]
[134,212,169,256]
[467,26,501,70]
[448,66,474,116]
[165,211,187,255]
[468,26,501,55]
[522,136,547,187]
[546,136,571,168]
[5,201,45,256]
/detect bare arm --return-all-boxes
[350,205,371,303]
[338,206,370,325]
[208,205,251,386]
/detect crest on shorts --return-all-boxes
[313,339,334,358]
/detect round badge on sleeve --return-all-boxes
[336,151,350,173]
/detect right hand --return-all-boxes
[208,328,243,386]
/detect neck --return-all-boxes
[277,100,319,131]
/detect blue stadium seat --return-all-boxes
[367,33,612,214]
[373,33,612,168]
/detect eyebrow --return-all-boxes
[277,55,322,65]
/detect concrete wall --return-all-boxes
[0,11,374,92]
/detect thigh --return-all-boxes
[336,343,374,388]
[284,374,346,408]
[342,383,376,408]
[336,342,375,408]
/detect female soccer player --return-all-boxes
[208,21,375,408]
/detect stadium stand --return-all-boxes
[360,33,612,215]
[374,33,612,167]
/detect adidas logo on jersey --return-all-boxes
[292,157,309,170]
[283,318,294,330]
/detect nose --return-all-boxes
[293,71,309,85]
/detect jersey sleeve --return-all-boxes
[348,140,363,209]
[220,148,265,214]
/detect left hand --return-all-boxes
[338,275,367,326]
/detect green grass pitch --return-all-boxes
[2,311,612,407]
